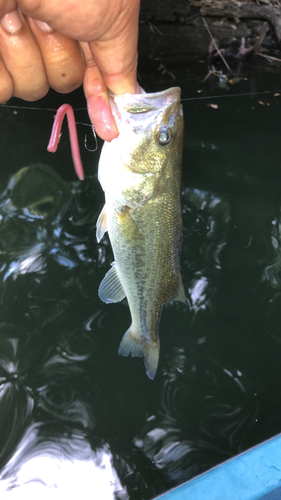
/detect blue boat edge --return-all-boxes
[153,433,281,500]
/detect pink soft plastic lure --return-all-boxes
[47,104,84,181]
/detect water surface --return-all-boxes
[1,46,281,499]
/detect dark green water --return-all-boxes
[1,44,281,499]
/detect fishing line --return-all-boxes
[0,105,88,111]
[180,89,281,101]
[0,88,280,112]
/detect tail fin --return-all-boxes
[118,327,160,380]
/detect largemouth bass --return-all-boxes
[96,87,186,379]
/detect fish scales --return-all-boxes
[97,87,186,379]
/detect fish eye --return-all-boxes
[156,127,173,146]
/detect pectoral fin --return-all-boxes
[96,204,107,243]
[172,275,187,305]
[98,262,126,304]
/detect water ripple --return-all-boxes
[182,188,230,272]
[134,349,259,483]
[0,423,128,500]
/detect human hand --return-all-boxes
[0,0,140,140]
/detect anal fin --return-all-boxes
[172,275,187,305]
[98,262,126,304]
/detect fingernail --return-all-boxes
[1,9,22,33]
[34,19,53,33]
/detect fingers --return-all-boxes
[0,1,17,19]
[0,53,13,102]
[0,0,140,143]
[0,8,85,103]
[89,0,140,95]
[5,0,140,96]
[0,10,49,101]
[27,18,84,94]
[82,0,140,141]
[12,0,122,41]
[80,41,118,142]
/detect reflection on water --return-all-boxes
[0,165,124,497]
[2,68,281,499]
[263,210,281,289]
[0,424,128,499]
[182,187,231,315]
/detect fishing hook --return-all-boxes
[84,126,98,152]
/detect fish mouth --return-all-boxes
[109,87,181,115]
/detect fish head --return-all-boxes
[110,87,183,173]
[98,87,184,208]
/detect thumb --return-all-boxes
[89,0,139,95]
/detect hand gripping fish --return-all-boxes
[47,87,186,380]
